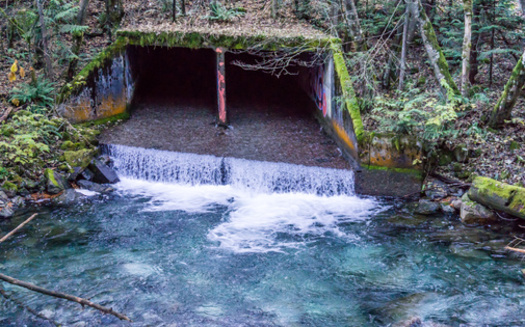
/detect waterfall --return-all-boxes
[103,144,355,196]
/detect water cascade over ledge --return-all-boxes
[103,144,356,196]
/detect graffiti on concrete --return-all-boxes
[216,48,227,125]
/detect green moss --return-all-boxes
[420,9,459,95]
[490,56,524,127]
[58,36,129,103]
[362,164,422,178]
[2,181,18,192]
[60,140,84,151]
[63,149,97,169]
[469,176,525,219]
[77,111,130,128]
[44,168,59,188]
[119,30,333,51]
[331,43,364,143]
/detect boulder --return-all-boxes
[414,199,441,215]
[52,189,87,206]
[450,199,462,211]
[44,169,69,194]
[468,176,525,219]
[460,193,496,225]
[424,179,448,200]
[0,205,14,219]
[77,180,114,193]
[440,203,456,214]
[89,160,119,184]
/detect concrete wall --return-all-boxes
[59,52,135,123]
[297,54,360,169]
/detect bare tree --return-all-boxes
[460,0,473,96]
[398,0,413,91]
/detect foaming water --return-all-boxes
[106,144,380,253]
[104,144,355,196]
[116,177,381,252]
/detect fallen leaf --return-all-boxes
[19,67,25,78]
[8,72,16,82]
[10,60,18,73]
[11,98,19,106]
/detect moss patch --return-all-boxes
[63,149,98,169]
[468,176,525,219]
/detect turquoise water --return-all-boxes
[1,147,525,326]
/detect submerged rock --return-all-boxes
[77,180,114,193]
[460,193,496,225]
[89,159,119,184]
[414,200,441,215]
[44,169,69,194]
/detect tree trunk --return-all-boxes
[489,50,525,127]
[410,0,459,96]
[181,0,186,15]
[35,0,52,78]
[66,0,90,80]
[347,0,365,49]
[172,0,177,21]
[519,0,525,15]
[398,1,412,91]
[271,0,278,19]
[460,0,473,96]
[468,1,481,84]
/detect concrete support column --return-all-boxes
[216,47,228,126]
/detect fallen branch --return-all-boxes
[0,286,61,326]
[505,246,525,254]
[0,107,13,123]
[0,213,38,244]
[0,273,132,321]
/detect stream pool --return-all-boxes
[1,148,524,326]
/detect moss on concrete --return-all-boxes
[118,30,336,51]
[330,42,364,143]
[468,176,525,219]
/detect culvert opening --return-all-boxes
[128,46,217,105]
[100,46,350,169]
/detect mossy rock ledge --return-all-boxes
[468,176,525,219]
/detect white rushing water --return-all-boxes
[106,144,383,253]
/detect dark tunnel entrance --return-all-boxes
[100,46,351,169]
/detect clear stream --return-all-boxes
[1,145,525,326]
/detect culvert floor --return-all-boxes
[99,98,351,170]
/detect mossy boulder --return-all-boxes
[63,149,97,169]
[468,176,525,219]
[44,169,69,194]
[60,141,84,151]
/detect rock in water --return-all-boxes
[44,169,69,194]
[460,193,496,225]
[52,189,87,206]
[414,199,441,215]
[77,180,114,193]
[89,160,120,184]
